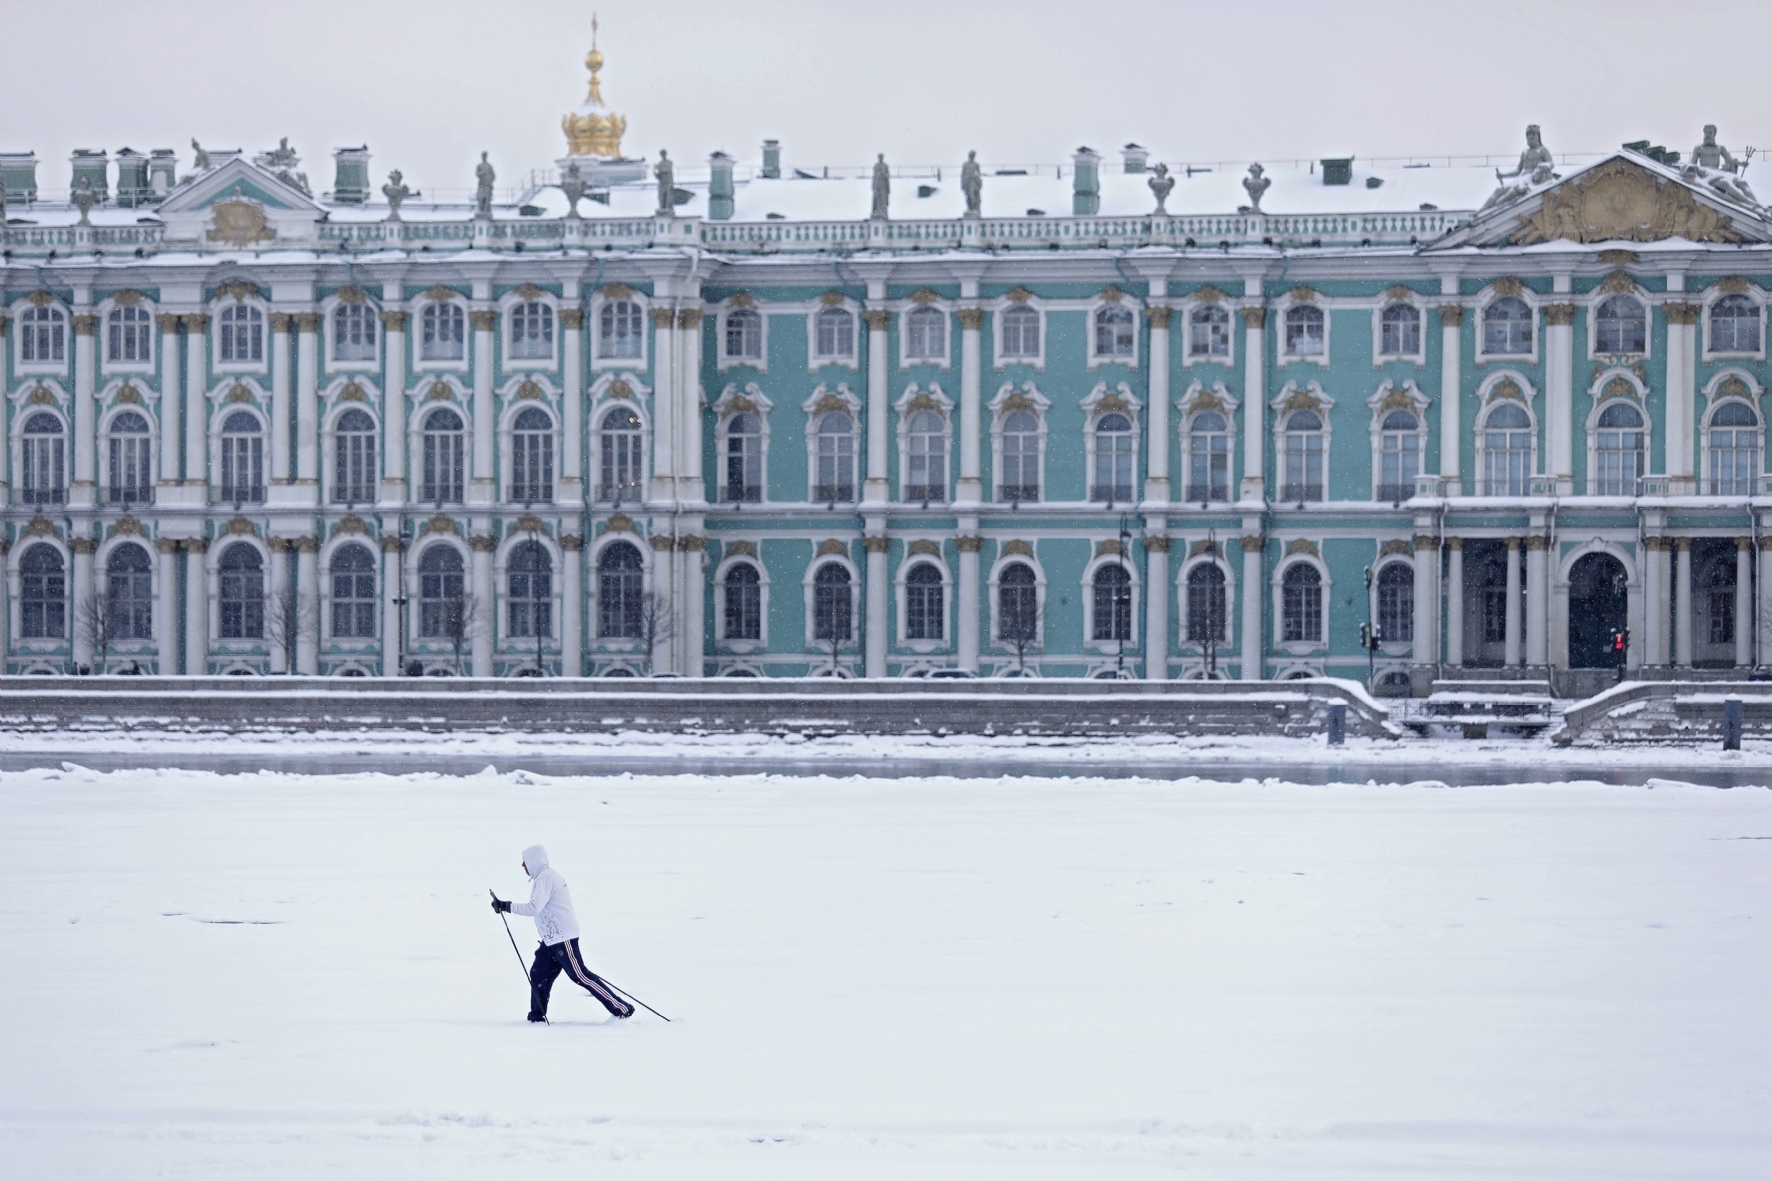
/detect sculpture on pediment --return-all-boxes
[961,151,982,217]
[1683,124,1759,210]
[1513,157,1743,244]
[1148,162,1174,215]
[871,154,890,220]
[191,139,211,170]
[1479,125,1559,214]
[474,152,495,218]
[1479,161,1557,215]
[1497,125,1556,182]
[382,170,414,221]
[1241,162,1269,213]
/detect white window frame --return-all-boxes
[1473,371,1539,497]
[895,552,951,653]
[1366,379,1430,503]
[716,300,768,373]
[1474,285,1540,365]
[802,553,861,651]
[1587,290,1651,361]
[323,293,381,372]
[1700,369,1766,495]
[898,301,953,371]
[414,297,470,372]
[714,553,769,651]
[320,534,382,644]
[1277,295,1330,368]
[1584,371,1651,497]
[494,532,562,651]
[988,551,1046,652]
[100,296,157,374]
[993,298,1046,371]
[1081,550,1140,654]
[1371,295,1427,366]
[501,292,561,371]
[590,397,648,506]
[1702,287,1766,363]
[98,396,157,507]
[1180,297,1234,369]
[807,298,861,371]
[1086,294,1142,370]
[209,399,270,505]
[1371,556,1416,652]
[500,397,560,507]
[588,534,652,652]
[211,298,269,374]
[802,383,862,505]
[1272,553,1330,654]
[590,288,651,372]
[987,381,1050,504]
[12,300,70,375]
[411,398,469,506]
[1177,380,1239,505]
[322,399,380,507]
[1178,548,1236,653]
[894,383,955,504]
[1269,381,1335,504]
[13,399,71,507]
[1081,382,1142,506]
[712,382,772,505]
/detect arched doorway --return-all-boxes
[1568,553,1628,669]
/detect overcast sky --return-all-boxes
[7,0,1771,198]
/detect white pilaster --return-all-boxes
[675,308,705,505]
[1438,301,1462,485]
[470,310,496,505]
[957,531,980,673]
[70,540,95,669]
[1145,307,1172,503]
[648,307,676,500]
[1545,286,1574,494]
[1736,537,1753,668]
[1665,289,1699,494]
[1240,304,1265,501]
[1239,535,1262,678]
[471,534,494,675]
[562,538,583,676]
[864,532,888,677]
[1759,537,1772,667]
[1643,539,1667,667]
[157,315,183,490]
[956,308,983,506]
[1445,539,1464,666]
[154,539,179,674]
[381,309,407,502]
[71,312,97,507]
[184,316,208,487]
[1413,534,1437,667]
[1674,538,1693,667]
[560,307,583,503]
[1144,537,1169,680]
[381,540,402,677]
[268,540,291,674]
[865,308,891,504]
[1503,537,1522,667]
[270,314,293,483]
[296,537,319,675]
[1525,536,1548,666]
[295,313,319,492]
[186,540,209,675]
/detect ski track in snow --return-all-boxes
[1,763,1769,1178]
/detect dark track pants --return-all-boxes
[529,938,634,1019]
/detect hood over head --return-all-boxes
[522,845,549,878]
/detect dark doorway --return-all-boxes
[1462,539,1511,666]
[1568,552,1628,669]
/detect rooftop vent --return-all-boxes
[1622,139,1680,166]
[332,146,370,205]
[1121,143,1148,174]
[1320,156,1353,186]
[761,139,781,179]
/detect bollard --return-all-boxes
[1327,703,1346,746]
[1724,697,1743,751]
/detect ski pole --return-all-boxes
[602,979,671,1023]
[490,889,544,1024]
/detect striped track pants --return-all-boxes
[529,937,635,1019]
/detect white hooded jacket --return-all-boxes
[510,845,581,946]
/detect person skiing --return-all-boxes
[491,845,634,1023]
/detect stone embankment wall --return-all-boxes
[1553,681,1772,745]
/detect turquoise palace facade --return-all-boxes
[5,85,1772,688]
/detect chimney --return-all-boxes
[1121,143,1148,174]
[0,152,39,205]
[70,149,109,201]
[115,148,149,208]
[1320,155,1354,186]
[332,146,371,204]
[149,150,177,196]
[1071,146,1100,216]
[708,151,734,220]
[760,139,781,180]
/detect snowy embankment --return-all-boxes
[2,766,1770,1179]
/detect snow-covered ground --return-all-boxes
[3,765,1770,1179]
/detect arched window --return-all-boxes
[1709,400,1761,495]
[725,308,762,360]
[905,307,946,361]
[1189,305,1230,358]
[507,540,552,639]
[1284,305,1324,356]
[1000,305,1040,358]
[905,563,945,641]
[106,410,152,506]
[1378,409,1420,503]
[1710,294,1761,353]
[812,563,852,642]
[1281,564,1322,643]
[20,544,66,638]
[724,413,762,503]
[1595,295,1646,354]
[1380,304,1420,356]
[1092,413,1134,504]
[417,546,464,638]
[1593,401,1645,495]
[723,563,761,641]
[330,544,377,638]
[509,302,555,360]
[1377,563,1413,642]
[106,544,153,640]
[510,406,554,504]
[1481,401,1533,495]
[1095,305,1136,358]
[217,303,264,364]
[19,306,66,364]
[219,410,265,505]
[421,303,465,361]
[597,542,644,638]
[905,409,947,503]
[1183,562,1226,645]
[420,407,465,504]
[999,409,1040,502]
[20,412,66,505]
[814,412,855,502]
[1281,410,1324,502]
[332,302,377,362]
[998,562,1038,643]
[599,299,644,359]
[1186,410,1230,502]
[1483,297,1533,355]
[107,305,152,364]
[814,307,855,360]
[332,408,376,505]
[597,406,643,503]
[218,543,264,639]
[1092,564,1132,642]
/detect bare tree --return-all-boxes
[635,591,675,676]
[997,593,1051,677]
[73,590,117,675]
[263,589,318,674]
[442,591,484,676]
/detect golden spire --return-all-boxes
[563,13,626,158]
[585,14,604,107]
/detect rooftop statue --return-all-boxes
[382,170,414,221]
[1479,125,1559,214]
[961,150,982,218]
[655,150,674,216]
[1242,162,1270,213]
[871,154,891,219]
[1479,161,1557,215]
[1148,162,1174,215]
[1497,124,1556,183]
[191,139,211,170]
[1684,124,1759,209]
[475,152,495,218]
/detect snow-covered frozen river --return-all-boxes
[3,765,1769,1179]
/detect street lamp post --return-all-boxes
[1360,564,1381,689]
[393,523,412,675]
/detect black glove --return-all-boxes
[491,897,511,913]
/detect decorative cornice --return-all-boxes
[514,513,546,534]
[154,313,181,333]
[380,310,410,332]
[678,535,707,552]
[1145,306,1172,329]
[71,314,99,336]
[1239,307,1266,329]
[559,308,584,330]
[1435,304,1464,327]
[1663,302,1701,325]
[649,534,675,552]
[184,313,210,332]
[676,308,703,329]
[649,308,676,328]
[956,308,985,331]
[1543,303,1578,326]
[864,309,892,331]
[1413,534,1438,552]
[816,539,849,557]
[1284,538,1319,557]
[469,534,497,553]
[269,312,294,332]
[294,312,320,332]
[469,310,498,331]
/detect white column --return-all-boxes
[1413,535,1437,666]
[649,535,673,675]
[683,536,705,676]
[381,538,402,677]
[156,315,183,491]
[1438,304,1462,486]
[1735,537,1752,668]
[154,539,179,674]
[1145,307,1172,503]
[864,534,888,677]
[470,310,496,505]
[1503,537,1523,667]
[70,540,95,669]
[1240,307,1265,500]
[1642,538,1667,666]
[864,309,891,503]
[269,314,293,483]
[956,308,984,506]
[1665,286,1698,493]
[562,537,583,676]
[1545,302,1575,494]
[1239,535,1262,678]
[71,313,97,507]
[1445,538,1464,667]
[296,537,319,675]
[1144,537,1169,680]
[471,535,494,675]
[1675,538,1693,668]
[560,308,583,502]
[184,316,208,487]
[267,540,291,674]
[381,310,407,502]
[185,539,209,675]
[1626,562,1643,672]
[676,309,705,504]
[295,313,319,493]
[1526,536,1548,666]
[1759,536,1772,667]
[957,533,980,672]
